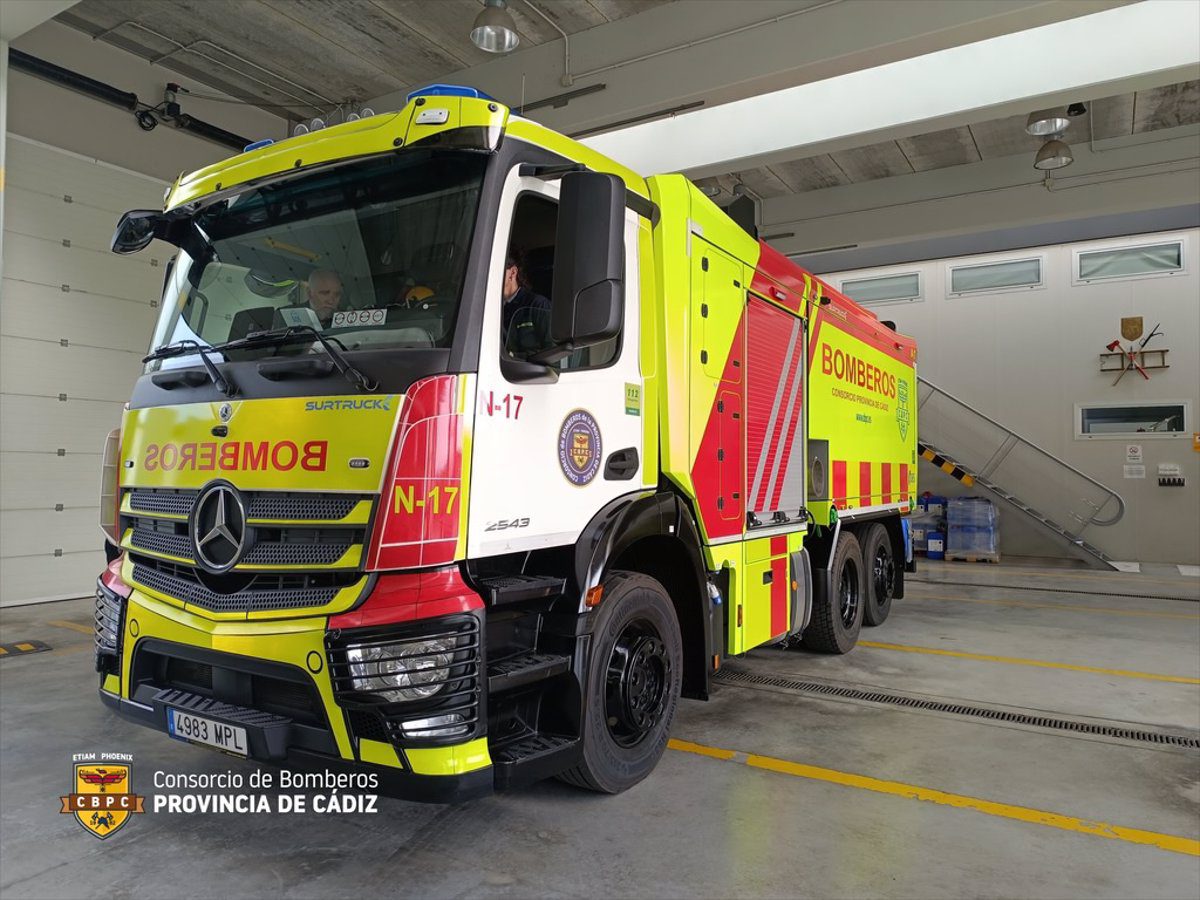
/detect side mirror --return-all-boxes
[549,172,624,352]
[111,209,165,255]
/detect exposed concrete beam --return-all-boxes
[758,125,1200,259]
[370,0,1125,135]
[0,1,78,41]
[584,1,1200,177]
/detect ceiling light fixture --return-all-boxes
[1025,108,1071,136]
[471,0,520,54]
[1033,137,1074,170]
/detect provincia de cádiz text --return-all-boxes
[152,767,380,814]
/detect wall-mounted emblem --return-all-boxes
[558,410,602,486]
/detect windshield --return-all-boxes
[146,149,488,370]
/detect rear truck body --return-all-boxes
[93,86,917,802]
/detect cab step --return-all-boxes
[491,731,579,789]
[476,574,566,606]
[488,651,572,694]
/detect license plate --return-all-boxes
[167,708,248,757]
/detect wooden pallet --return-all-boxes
[945,552,1000,564]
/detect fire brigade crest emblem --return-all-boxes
[60,757,145,839]
[558,410,602,486]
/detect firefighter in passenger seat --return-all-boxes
[502,251,552,358]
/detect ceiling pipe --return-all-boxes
[87,20,334,113]
[8,48,251,152]
[521,0,572,86]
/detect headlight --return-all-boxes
[94,582,125,674]
[346,637,456,702]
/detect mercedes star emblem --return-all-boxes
[218,402,233,423]
[190,484,247,572]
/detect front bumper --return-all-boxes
[101,589,492,803]
[98,688,491,803]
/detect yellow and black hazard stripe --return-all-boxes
[0,640,52,657]
[918,443,975,487]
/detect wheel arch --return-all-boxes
[576,492,712,700]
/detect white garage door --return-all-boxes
[1,136,167,606]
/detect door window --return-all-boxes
[502,194,620,372]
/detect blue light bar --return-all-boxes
[405,84,497,103]
[243,138,275,152]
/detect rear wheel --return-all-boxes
[862,523,896,626]
[803,533,865,654]
[558,571,682,793]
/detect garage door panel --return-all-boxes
[3,140,165,606]
[7,138,166,212]
[3,187,172,264]
[1,278,155,353]
[1,337,143,401]
[0,395,123,453]
[1,509,103,557]
[3,232,164,301]
[0,552,104,606]
[0,453,102,510]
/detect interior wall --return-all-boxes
[8,20,286,181]
[825,228,1200,565]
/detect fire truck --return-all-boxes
[95,85,917,802]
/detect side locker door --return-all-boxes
[739,296,806,649]
[688,243,744,539]
[466,171,644,561]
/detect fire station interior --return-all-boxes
[1,2,1197,899]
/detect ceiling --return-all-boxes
[55,0,672,118]
[695,79,1200,203]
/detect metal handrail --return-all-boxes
[917,376,1125,527]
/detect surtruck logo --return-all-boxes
[896,377,910,440]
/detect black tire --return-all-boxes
[861,523,896,627]
[557,571,682,794]
[803,532,865,654]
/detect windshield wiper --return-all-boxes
[143,340,236,397]
[215,326,377,392]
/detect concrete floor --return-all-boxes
[2,561,1197,899]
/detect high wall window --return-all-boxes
[948,257,1043,296]
[1076,402,1189,438]
[839,271,922,305]
[1074,239,1184,283]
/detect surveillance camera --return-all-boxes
[1067,102,1088,117]
[135,110,158,131]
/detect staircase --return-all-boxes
[917,377,1125,569]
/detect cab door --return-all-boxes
[466,168,644,560]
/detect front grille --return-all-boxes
[247,494,359,521]
[130,488,194,516]
[328,613,484,747]
[127,488,364,522]
[127,528,355,567]
[121,486,371,615]
[131,558,360,613]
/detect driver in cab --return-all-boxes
[306,269,344,327]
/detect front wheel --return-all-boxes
[558,571,682,794]
[803,532,865,654]
[861,523,896,626]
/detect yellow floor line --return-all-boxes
[667,738,1199,857]
[46,619,94,635]
[857,641,1200,684]
[908,593,1200,621]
